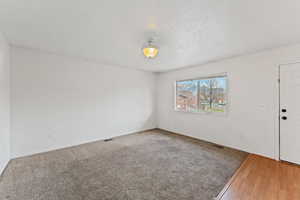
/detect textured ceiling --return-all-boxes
[0,0,300,72]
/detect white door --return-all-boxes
[280,63,300,165]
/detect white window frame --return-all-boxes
[174,73,229,114]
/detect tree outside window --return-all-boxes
[176,76,227,113]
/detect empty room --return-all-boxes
[1,0,300,199]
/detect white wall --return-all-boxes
[0,32,10,174]
[11,47,156,158]
[157,44,300,159]
[10,42,300,160]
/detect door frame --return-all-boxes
[278,61,300,161]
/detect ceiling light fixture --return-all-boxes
[142,39,158,59]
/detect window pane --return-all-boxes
[210,77,227,112]
[176,80,198,112]
[175,75,227,113]
[198,79,211,112]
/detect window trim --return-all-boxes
[174,73,229,114]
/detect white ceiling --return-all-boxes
[0,0,300,72]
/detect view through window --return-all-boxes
[175,75,227,113]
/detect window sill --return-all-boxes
[174,109,228,116]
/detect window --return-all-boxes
[175,75,227,113]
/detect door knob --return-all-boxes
[282,116,287,120]
[282,109,287,113]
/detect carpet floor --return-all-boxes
[0,129,247,200]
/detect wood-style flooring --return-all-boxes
[217,154,300,200]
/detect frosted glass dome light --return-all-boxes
[142,39,158,59]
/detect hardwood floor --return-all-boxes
[217,154,300,200]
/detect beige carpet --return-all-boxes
[0,129,247,200]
